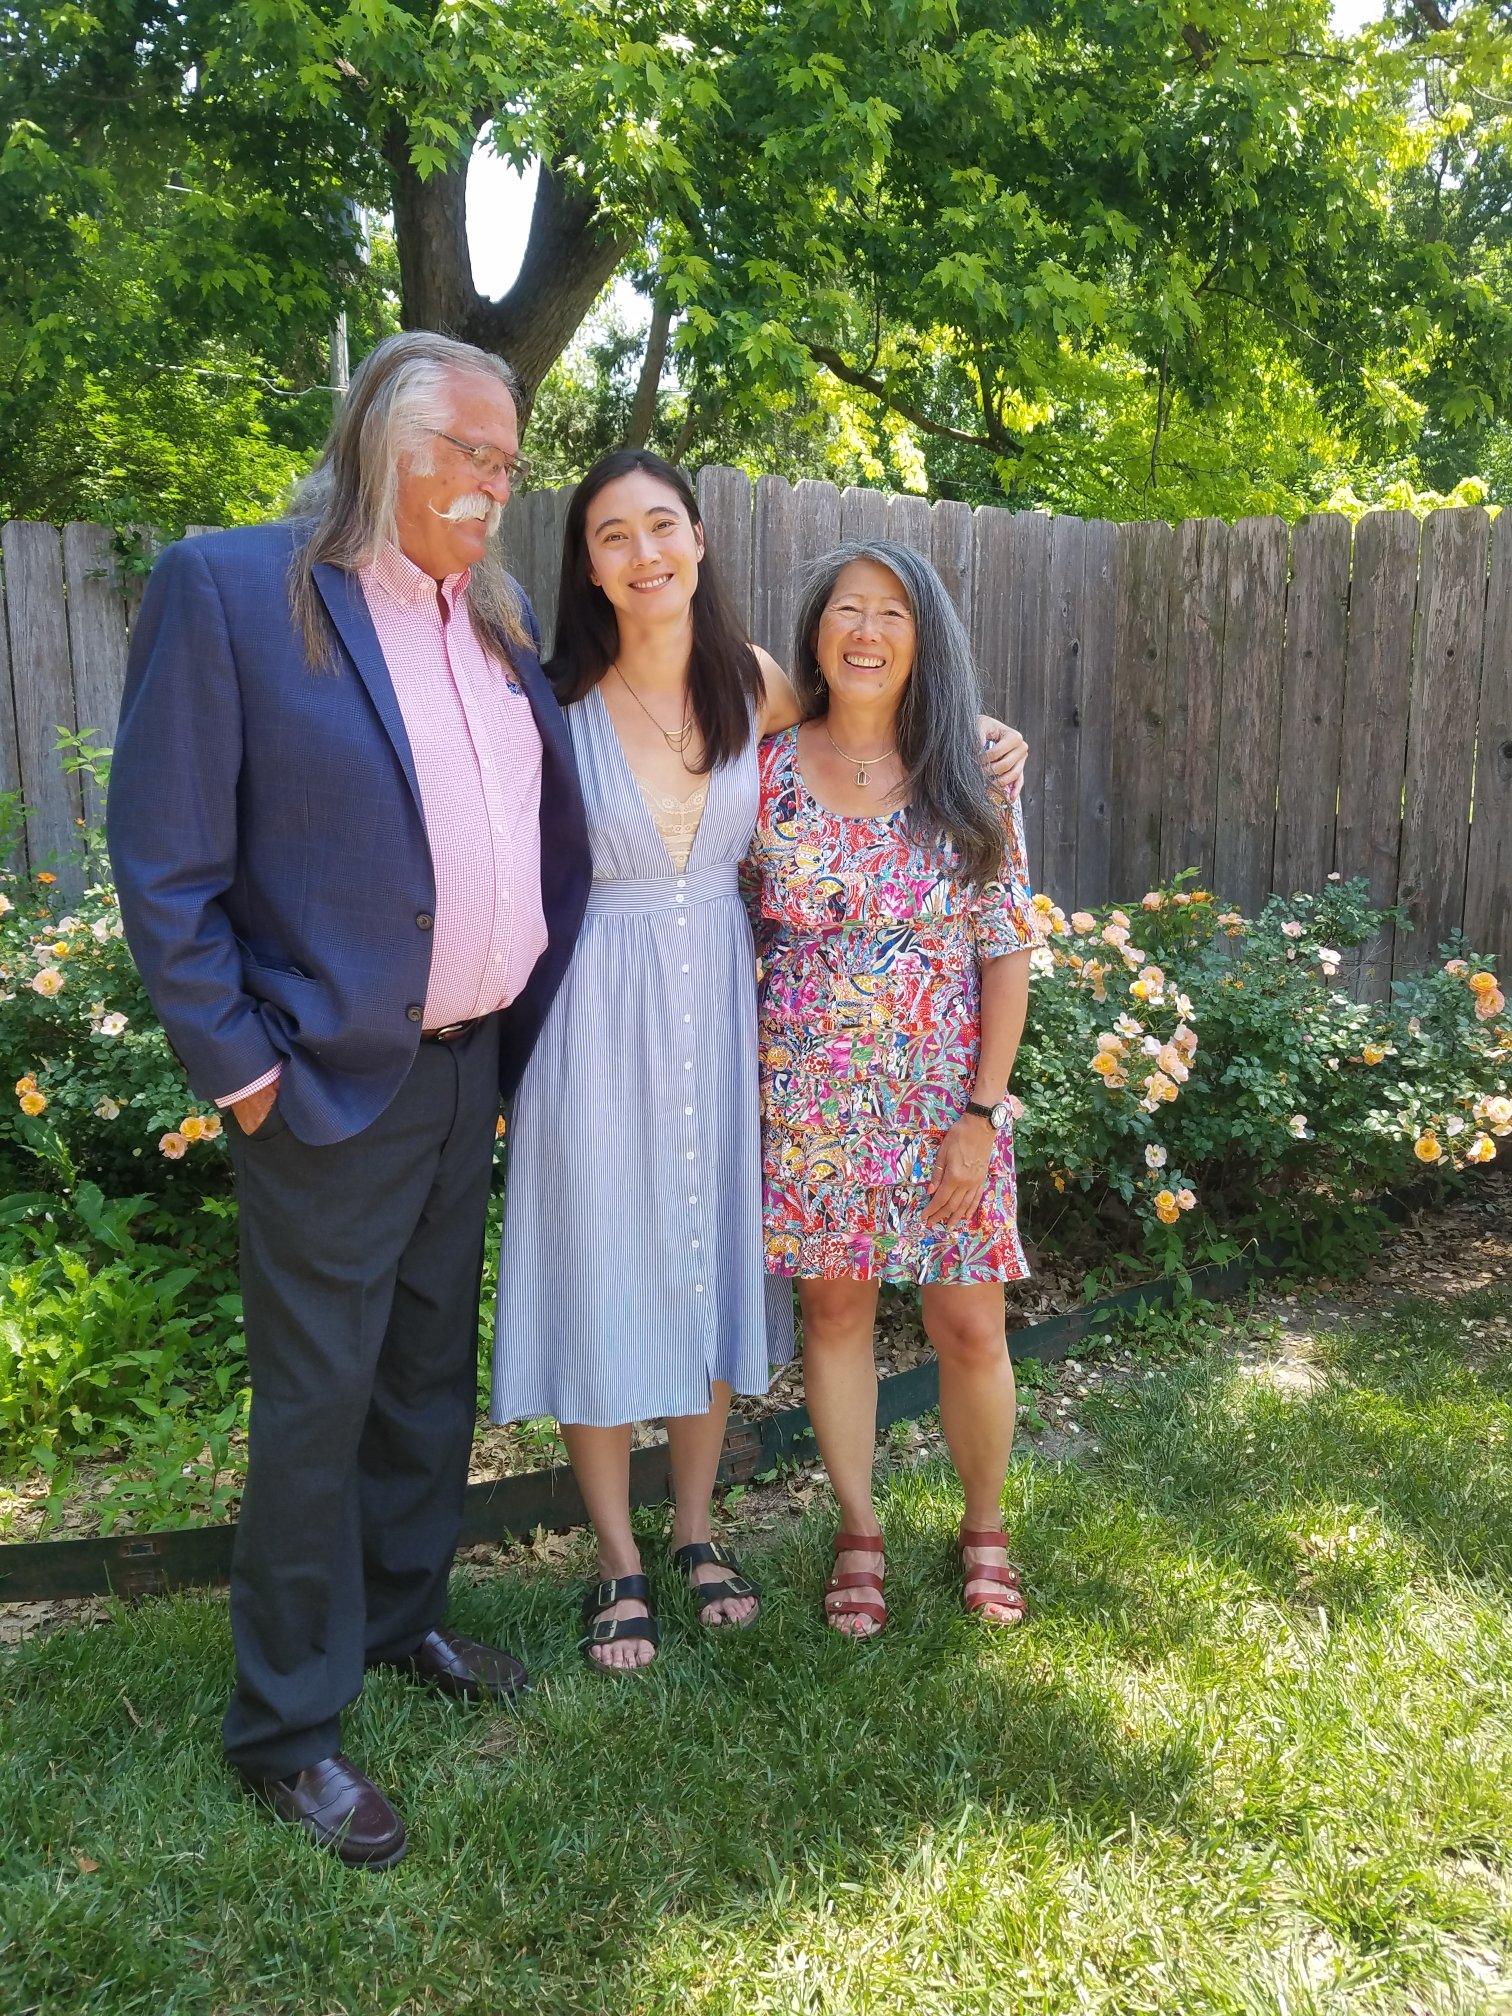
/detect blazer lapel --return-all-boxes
[312,562,424,815]
[509,634,579,788]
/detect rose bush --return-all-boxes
[1015,874,1509,1274]
[1,790,1507,1473]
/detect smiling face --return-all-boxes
[584,469,705,623]
[813,557,917,714]
[393,371,520,581]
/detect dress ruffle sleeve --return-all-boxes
[973,790,1043,961]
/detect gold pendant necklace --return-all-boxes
[823,722,897,788]
[613,664,694,752]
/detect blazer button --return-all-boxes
[406,1004,423,1023]
[416,912,434,931]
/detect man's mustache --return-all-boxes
[429,492,503,535]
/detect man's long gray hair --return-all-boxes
[791,540,1006,884]
[285,330,530,669]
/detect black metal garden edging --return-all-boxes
[0,1240,1297,1606]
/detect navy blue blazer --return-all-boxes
[107,520,590,1145]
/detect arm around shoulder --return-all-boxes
[755,647,804,736]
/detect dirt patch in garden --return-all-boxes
[4,1169,1507,1642]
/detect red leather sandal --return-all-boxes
[824,1531,887,1637]
[958,1525,1028,1626]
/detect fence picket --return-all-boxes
[1464,509,1511,963]
[931,499,974,624]
[1395,507,1490,978]
[696,465,754,633]
[1075,520,1118,907]
[1039,514,1086,907]
[62,524,132,827]
[1213,516,1288,914]
[1274,513,1352,897]
[1160,517,1227,889]
[2,521,82,883]
[1110,519,1172,899]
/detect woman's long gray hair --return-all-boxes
[284,330,530,669]
[791,540,1006,884]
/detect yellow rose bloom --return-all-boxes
[15,1074,36,1096]
[1413,1133,1442,1164]
[180,1115,206,1143]
[1091,1051,1122,1077]
[200,1113,223,1140]
[1468,970,1498,996]
[1474,986,1506,1021]
[18,1089,46,1116]
[1361,1043,1387,1066]
[1466,1133,1496,1164]
[1154,1190,1181,1225]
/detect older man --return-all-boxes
[108,331,591,1868]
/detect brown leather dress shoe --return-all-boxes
[243,1754,407,1869]
[377,1626,529,1703]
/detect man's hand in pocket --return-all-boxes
[234,1082,280,1137]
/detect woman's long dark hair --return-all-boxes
[546,449,763,773]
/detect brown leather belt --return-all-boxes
[421,1017,486,1044]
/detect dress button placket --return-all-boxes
[674,883,705,1312]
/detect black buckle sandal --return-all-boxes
[670,1541,761,1628]
[578,1574,660,1669]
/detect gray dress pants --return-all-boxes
[221,1016,501,1779]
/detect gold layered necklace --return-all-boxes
[612,664,695,754]
[823,721,898,789]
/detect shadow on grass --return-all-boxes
[0,1287,1508,2013]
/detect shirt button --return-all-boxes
[688,1193,698,1204]
[683,1013,692,1023]
[406,1004,423,1023]
[681,963,689,974]
[677,878,687,888]
[675,895,686,906]
[684,1059,693,1070]
[416,912,433,931]
[694,1283,704,1294]
[684,1106,693,1116]
[691,1238,701,1249]
[686,1150,695,1161]
[677,917,687,928]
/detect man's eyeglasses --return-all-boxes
[429,430,531,489]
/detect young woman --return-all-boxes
[491,454,1027,1671]
[746,540,1040,1636]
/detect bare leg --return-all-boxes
[921,1281,1022,1623]
[665,1380,755,1626]
[560,1422,654,1671]
[798,1277,884,1637]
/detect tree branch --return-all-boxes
[1408,0,1452,30]
[626,294,673,448]
[807,345,1022,454]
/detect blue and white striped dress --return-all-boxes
[491,685,794,1427]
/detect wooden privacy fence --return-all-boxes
[1,479,1508,994]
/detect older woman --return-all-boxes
[747,540,1040,1636]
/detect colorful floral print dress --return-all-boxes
[747,727,1042,1285]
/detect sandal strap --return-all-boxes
[827,1569,885,1594]
[834,1531,886,1556]
[580,1614,662,1649]
[581,1573,651,1621]
[671,1542,761,1606]
[825,1589,887,1619]
[688,1575,759,1607]
[964,1562,1022,1590]
[959,1527,1011,1549]
[965,1586,1027,1616]
[670,1540,735,1574]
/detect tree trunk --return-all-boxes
[384,135,633,424]
[625,295,673,447]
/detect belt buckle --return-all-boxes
[429,1019,471,1043]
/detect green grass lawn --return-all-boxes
[3,1287,1509,2016]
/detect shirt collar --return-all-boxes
[363,541,471,614]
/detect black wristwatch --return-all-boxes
[964,1097,1010,1130]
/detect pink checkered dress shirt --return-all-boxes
[218,543,546,1106]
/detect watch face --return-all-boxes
[990,1101,1010,1129]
